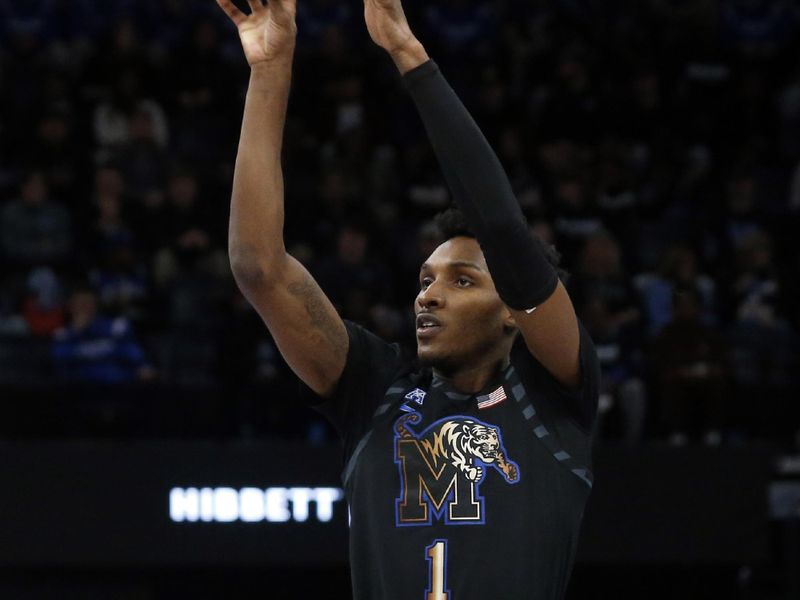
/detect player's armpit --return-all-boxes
[509,280,582,391]
[234,253,348,398]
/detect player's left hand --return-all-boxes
[364,0,429,72]
[363,0,417,55]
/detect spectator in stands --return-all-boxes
[570,232,641,334]
[550,177,604,266]
[723,231,798,422]
[402,140,451,220]
[22,106,83,200]
[295,0,355,48]
[112,104,170,202]
[0,19,55,146]
[168,16,234,167]
[84,17,159,107]
[635,242,717,337]
[422,0,496,64]
[93,68,169,200]
[22,266,65,337]
[0,171,72,269]
[79,167,142,311]
[538,47,599,143]
[93,67,167,150]
[720,0,798,56]
[52,285,154,384]
[89,165,135,254]
[496,126,542,215]
[152,169,227,287]
[727,231,790,329]
[303,24,365,143]
[0,268,30,337]
[147,169,229,332]
[651,285,728,446]
[570,232,646,444]
[593,144,642,258]
[705,173,766,268]
[89,239,149,325]
[313,222,394,323]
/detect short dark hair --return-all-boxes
[433,207,570,282]
[433,207,475,240]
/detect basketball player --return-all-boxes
[217,0,600,597]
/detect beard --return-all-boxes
[417,345,458,373]
[416,327,514,378]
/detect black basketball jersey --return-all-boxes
[314,319,600,600]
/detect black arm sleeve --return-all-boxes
[403,60,557,310]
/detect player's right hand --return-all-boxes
[216,0,297,66]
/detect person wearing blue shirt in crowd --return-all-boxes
[52,285,154,384]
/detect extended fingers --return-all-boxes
[216,0,247,25]
[247,0,266,13]
[270,0,296,15]
[268,0,297,20]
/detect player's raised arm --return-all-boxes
[219,0,347,397]
[364,0,582,390]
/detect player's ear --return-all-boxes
[502,308,517,335]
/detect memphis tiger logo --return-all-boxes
[394,412,520,526]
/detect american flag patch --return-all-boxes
[477,385,507,410]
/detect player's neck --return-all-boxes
[433,354,510,395]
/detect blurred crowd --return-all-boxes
[0,0,799,445]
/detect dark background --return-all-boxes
[1,0,799,598]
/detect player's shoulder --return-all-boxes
[336,319,417,394]
[342,319,407,367]
[509,319,600,433]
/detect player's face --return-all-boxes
[415,237,514,371]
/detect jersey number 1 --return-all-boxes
[425,540,450,600]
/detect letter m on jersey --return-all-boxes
[393,413,520,527]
